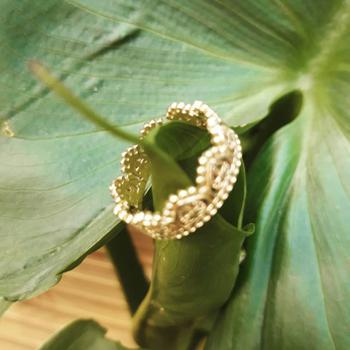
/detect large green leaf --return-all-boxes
[0,0,286,301]
[0,4,349,350]
[39,319,141,350]
[207,101,350,349]
[204,2,350,349]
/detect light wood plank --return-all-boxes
[0,231,153,349]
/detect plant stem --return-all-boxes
[29,61,140,144]
[106,226,149,315]
[29,61,176,165]
[133,292,195,350]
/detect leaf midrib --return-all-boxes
[308,1,350,78]
[295,1,350,95]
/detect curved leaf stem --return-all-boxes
[29,61,141,145]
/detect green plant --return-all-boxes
[0,1,349,349]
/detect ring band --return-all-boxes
[110,101,242,239]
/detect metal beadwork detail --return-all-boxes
[110,101,242,240]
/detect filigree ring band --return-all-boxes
[110,101,242,240]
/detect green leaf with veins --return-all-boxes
[39,319,142,350]
[207,101,350,350]
[0,0,279,302]
[0,1,349,349]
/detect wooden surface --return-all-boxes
[0,232,153,350]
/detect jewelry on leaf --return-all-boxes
[110,101,242,240]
